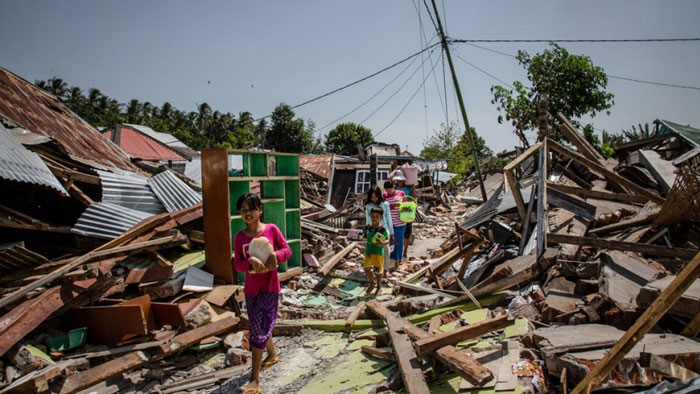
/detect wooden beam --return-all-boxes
[395,281,456,299]
[503,142,542,221]
[548,138,664,204]
[0,234,187,310]
[547,182,647,205]
[681,311,700,337]
[386,313,431,394]
[571,251,700,394]
[640,352,699,381]
[588,215,657,236]
[546,233,698,259]
[318,242,359,276]
[201,148,234,283]
[365,300,493,385]
[361,345,396,362]
[58,317,238,394]
[345,301,366,328]
[278,266,303,282]
[536,140,548,259]
[456,237,488,280]
[471,268,539,298]
[556,113,605,163]
[44,160,101,185]
[413,314,513,356]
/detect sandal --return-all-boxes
[242,387,262,393]
[261,356,279,369]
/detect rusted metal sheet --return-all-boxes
[69,304,148,344]
[0,278,99,357]
[0,242,51,275]
[0,68,137,171]
[151,302,187,328]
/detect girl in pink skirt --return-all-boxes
[233,193,291,393]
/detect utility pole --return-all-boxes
[430,0,487,202]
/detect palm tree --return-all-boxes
[47,77,68,99]
[621,123,655,141]
[126,99,142,123]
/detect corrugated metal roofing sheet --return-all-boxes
[658,119,700,147]
[97,170,166,215]
[148,170,202,212]
[184,156,202,186]
[103,127,185,161]
[0,68,137,171]
[0,124,67,195]
[124,124,189,149]
[72,202,152,240]
[0,242,51,275]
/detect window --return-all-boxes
[355,169,389,194]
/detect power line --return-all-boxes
[359,47,438,126]
[375,48,442,138]
[609,75,700,91]
[316,36,436,132]
[460,42,700,92]
[452,51,514,89]
[254,42,441,122]
[450,37,700,43]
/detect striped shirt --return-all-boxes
[383,190,406,227]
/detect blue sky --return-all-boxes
[1,1,699,154]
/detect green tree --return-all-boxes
[266,104,316,153]
[421,122,497,178]
[491,43,614,145]
[324,122,375,155]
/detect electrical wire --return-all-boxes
[450,37,700,43]
[315,36,437,132]
[359,47,438,126]
[452,51,514,89]
[253,42,441,122]
[608,75,700,91]
[375,48,442,138]
[459,42,700,91]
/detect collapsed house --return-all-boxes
[0,63,699,394]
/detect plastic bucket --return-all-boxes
[399,196,418,223]
[401,165,419,185]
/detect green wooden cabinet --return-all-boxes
[202,149,301,284]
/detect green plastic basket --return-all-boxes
[399,196,417,223]
[46,327,87,352]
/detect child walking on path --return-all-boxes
[392,170,415,262]
[233,193,291,394]
[363,207,390,295]
[383,180,406,270]
[364,186,393,276]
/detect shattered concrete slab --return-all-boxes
[599,251,664,311]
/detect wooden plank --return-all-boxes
[202,148,234,283]
[0,234,187,310]
[365,300,493,385]
[413,314,513,356]
[640,352,700,381]
[547,187,596,221]
[59,317,238,394]
[456,237,488,280]
[318,242,359,276]
[681,311,700,337]
[547,182,647,205]
[361,345,396,362]
[278,266,303,282]
[125,266,173,284]
[504,168,526,221]
[471,268,539,298]
[386,313,431,394]
[536,139,548,259]
[395,281,456,300]
[548,138,664,204]
[120,294,156,332]
[547,233,698,259]
[345,301,366,328]
[588,215,657,236]
[571,251,700,394]
[428,315,442,335]
[504,142,542,221]
[203,285,241,307]
[556,113,604,162]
